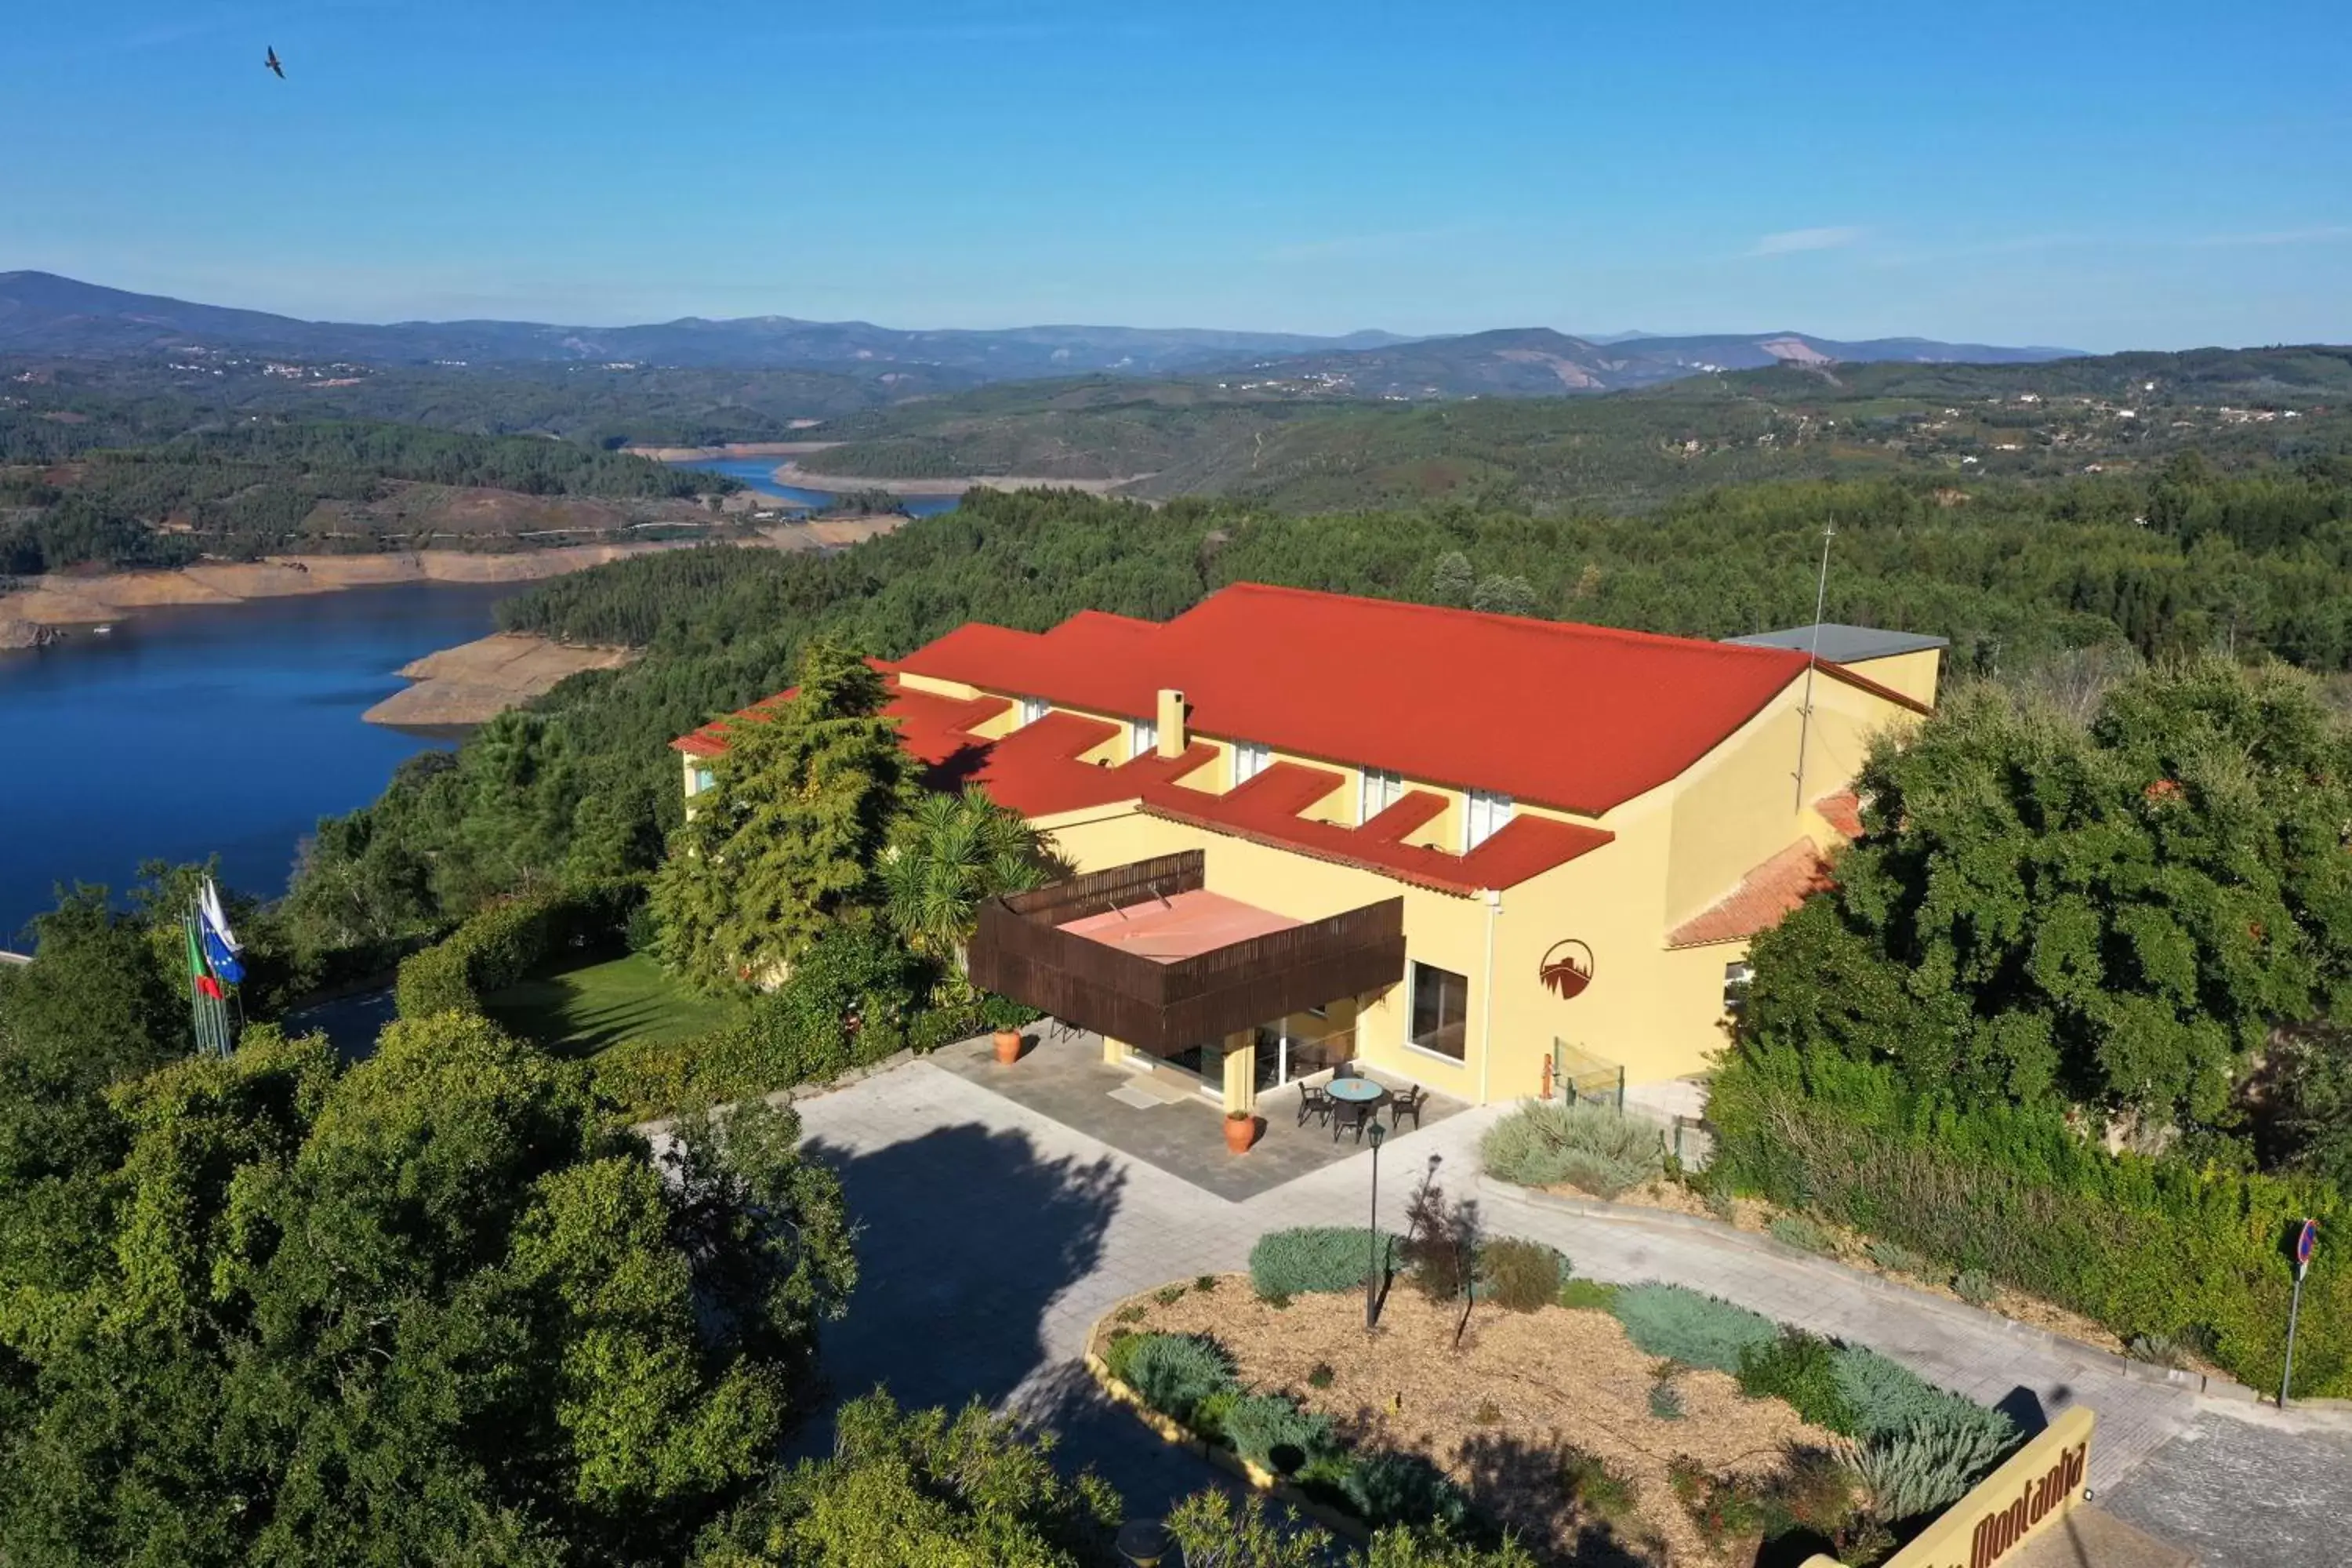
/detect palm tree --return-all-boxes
[880,788,1056,982]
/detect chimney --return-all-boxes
[1156,688,1186,758]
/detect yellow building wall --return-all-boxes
[1663,673,1921,929]
[1841,645,1944,707]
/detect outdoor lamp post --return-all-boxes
[1365,1120,1387,1330]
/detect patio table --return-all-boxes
[1325,1076,1388,1106]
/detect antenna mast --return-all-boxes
[1793,523,1835,811]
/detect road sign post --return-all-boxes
[2281,1218,2318,1409]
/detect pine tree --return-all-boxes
[652,640,913,993]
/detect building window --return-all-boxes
[691,766,715,794]
[1408,961,1469,1061]
[1131,717,1157,757]
[1360,767,1404,823]
[1464,789,1514,851]
[1017,696,1048,728]
[1233,740,1270,786]
[1722,960,1755,1016]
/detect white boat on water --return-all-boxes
[91,624,114,635]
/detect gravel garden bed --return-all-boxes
[1089,1224,2025,1566]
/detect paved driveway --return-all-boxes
[784,1057,2321,1548]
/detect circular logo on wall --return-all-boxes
[1539,939,1595,1000]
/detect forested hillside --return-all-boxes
[0,355,932,458]
[0,420,736,572]
[798,346,2352,511]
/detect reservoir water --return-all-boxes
[666,456,963,517]
[0,583,519,941]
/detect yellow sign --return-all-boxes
[1802,1405,2095,1568]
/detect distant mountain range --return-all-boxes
[1217,327,2083,398]
[0,271,2081,392]
[0,272,1409,379]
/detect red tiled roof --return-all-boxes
[892,583,1925,817]
[1665,840,1837,949]
[1137,761,1613,896]
[1814,790,1864,840]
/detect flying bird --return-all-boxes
[264,46,285,79]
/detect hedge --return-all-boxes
[393,878,645,1021]
[1711,1044,2352,1396]
[590,925,1037,1120]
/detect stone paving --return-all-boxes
[782,1054,2336,1552]
[929,1025,1465,1201]
[2100,1406,2352,1568]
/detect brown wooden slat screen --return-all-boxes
[969,858,1406,1055]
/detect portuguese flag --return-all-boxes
[186,919,223,1001]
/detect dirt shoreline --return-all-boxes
[772,461,1150,496]
[364,633,639,727]
[0,516,907,634]
[621,440,838,462]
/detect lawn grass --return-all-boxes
[483,951,738,1058]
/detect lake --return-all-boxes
[666,455,964,517]
[0,583,521,942]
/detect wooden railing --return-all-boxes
[970,860,1405,1056]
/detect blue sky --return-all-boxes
[5,1,2347,349]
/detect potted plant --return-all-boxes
[1224,1109,1258,1154]
[992,1027,1023,1065]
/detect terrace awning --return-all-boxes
[967,851,1406,1056]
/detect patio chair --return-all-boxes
[1297,1082,1334,1129]
[1333,1098,1375,1145]
[1388,1084,1428,1131]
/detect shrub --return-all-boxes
[1952,1269,1996,1307]
[1342,1450,1472,1531]
[1479,1238,1570,1312]
[1192,1387,1241,1446]
[1829,1348,1973,1440]
[1708,1044,2352,1396]
[593,924,934,1117]
[1610,1284,1778,1373]
[1865,1239,1927,1277]
[1114,1305,1147,1325]
[1156,1285,1187,1306]
[394,877,644,1020]
[1648,1379,1685,1421]
[1307,1362,1336,1389]
[1100,1330,1142,1384]
[1848,1405,2018,1525]
[1735,1330,1857,1434]
[1479,1099,1663,1196]
[1195,1274,1219,1293]
[1123,1334,1237,1425]
[1668,1459,1768,1551]
[1560,1447,1639,1523]
[1769,1213,1838,1254]
[2128,1331,2195,1369]
[1223,1392,1338,1475]
[1763,1446,1861,1541]
[1249,1226,1399,1299]
[1557,1277,1620,1313]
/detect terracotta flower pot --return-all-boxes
[992,1028,1022,1065]
[1224,1113,1258,1154]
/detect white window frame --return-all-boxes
[1130,717,1158,757]
[1359,767,1404,823]
[1464,788,1514,851]
[1723,960,1755,1015]
[1232,740,1270,786]
[691,766,715,795]
[1017,695,1049,728]
[1406,960,1471,1063]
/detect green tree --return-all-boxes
[881,786,1056,979]
[690,1392,1120,1567]
[0,1013,854,1565]
[1744,656,2352,1130]
[653,639,914,993]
